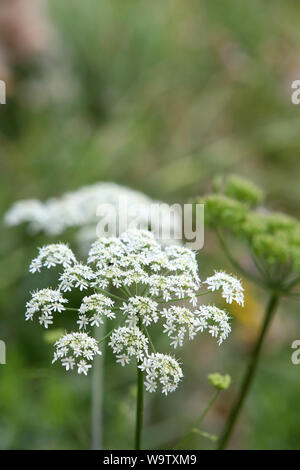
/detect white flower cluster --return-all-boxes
[87,230,200,303]
[29,243,77,273]
[52,332,101,375]
[78,294,115,329]
[25,288,68,328]
[195,305,231,345]
[121,297,159,327]
[139,353,183,395]
[162,306,202,348]
[204,271,244,306]
[59,264,95,292]
[4,182,182,242]
[161,304,231,348]
[25,229,244,394]
[108,326,149,366]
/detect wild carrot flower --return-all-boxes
[25,229,244,395]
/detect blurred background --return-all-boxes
[0,0,300,450]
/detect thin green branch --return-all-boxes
[285,276,300,291]
[97,288,127,303]
[217,291,280,449]
[123,285,133,298]
[135,318,144,450]
[174,390,220,449]
[143,325,156,353]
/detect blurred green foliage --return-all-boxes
[1,0,300,450]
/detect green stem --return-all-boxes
[174,389,220,449]
[218,292,280,449]
[98,288,127,303]
[286,276,300,291]
[135,356,144,450]
[143,325,156,353]
[91,321,106,450]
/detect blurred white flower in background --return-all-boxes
[4,182,182,248]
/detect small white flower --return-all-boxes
[204,271,244,306]
[77,315,89,330]
[39,312,53,328]
[116,354,130,367]
[62,357,75,371]
[77,360,92,375]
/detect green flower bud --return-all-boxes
[251,233,290,265]
[225,175,264,207]
[240,212,269,240]
[208,372,231,390]
[265,212,298,233]
[202,194,246,231]
[291,247,300,272]
[289,227,300,247]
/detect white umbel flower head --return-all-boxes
[59,263,95,292]
[108,326,149,366]
[204,271,244,306]
[52,332,101,375]
[121,296,159,327]
[195,305,231,345]
[139,353,183,395]
[29,243,77,273]
[77,294,115,329]
[25,288,68,328]
[161,306,202,348]
[88,229,201,303]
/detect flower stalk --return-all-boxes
[218,292,280,449]
[135,353,144,450]
[175,389,220,449]
[91,321,106,450]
